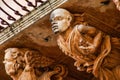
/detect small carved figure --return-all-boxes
[3,48,68,80]
[3,48,25,80]
[50,8,120,80]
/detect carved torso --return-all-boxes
[57,22,120,80]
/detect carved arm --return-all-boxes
[77,25,103,55]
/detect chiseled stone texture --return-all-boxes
[0,0,120,80]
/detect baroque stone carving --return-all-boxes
[3,48,68,80]
[50,8,120,80]
[113,0,120,11]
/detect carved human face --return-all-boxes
[50,8,72,34]
[3,48,19,75]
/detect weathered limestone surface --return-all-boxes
[0,0,120,80]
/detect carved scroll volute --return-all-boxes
[52,65,68,80]
[38,64,68,80]
[3,48,68,80]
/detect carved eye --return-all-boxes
[54,16,63,21]
[3,58,14,63]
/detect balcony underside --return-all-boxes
[0,0,120,80]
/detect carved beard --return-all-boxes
[5,64,16,75]
[5,63,18,75]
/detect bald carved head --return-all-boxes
[50,8,72,34]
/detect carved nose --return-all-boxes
[3,60,6,64]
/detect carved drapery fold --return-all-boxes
[50,8,120,80]
[57,18,120,80]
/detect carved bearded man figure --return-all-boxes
[50,8,120,80]
[3,48,68,80]
[3,48,25,80]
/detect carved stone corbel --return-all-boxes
[3,48,68,80]
[50,8,120,80]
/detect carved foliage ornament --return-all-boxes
[50,8,120,80]
[3,48,68,80]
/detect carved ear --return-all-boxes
[67,15,72,22]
